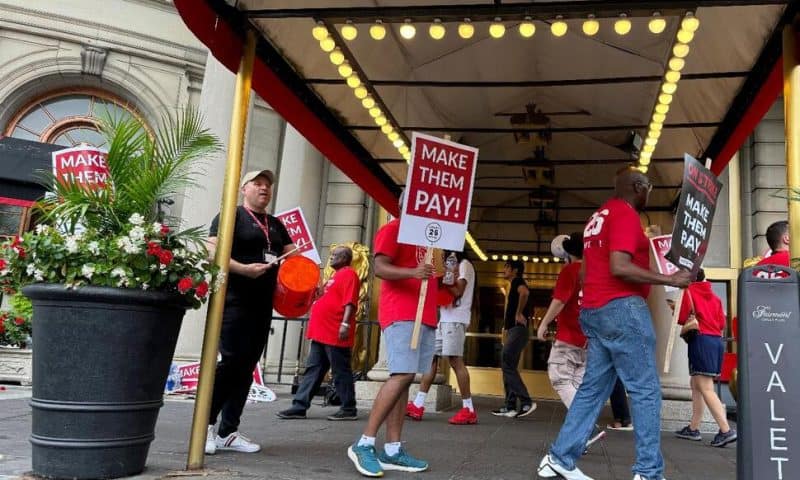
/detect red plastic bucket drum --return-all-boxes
[273,255,320,317]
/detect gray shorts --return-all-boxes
[384,321,436,374]
[434,322,467,357]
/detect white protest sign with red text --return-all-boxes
[649,234,680,292]
[52,146,109,189]
[275,207,321,264]
[399,132,478,251]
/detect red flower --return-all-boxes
[0,322,5,334]
[158,250,173,265]
[0,258,6,270]
[195,281,209,298]
[14,247,25,259]
[146,242,161,256]
[160,224,170,235]
[177,277,193,294]
[14,317,25,326]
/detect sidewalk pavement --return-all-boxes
[0,384,735,480]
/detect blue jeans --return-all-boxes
[549,296,664,479]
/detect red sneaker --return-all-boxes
[448,407,478,425]
[406,402,425,420]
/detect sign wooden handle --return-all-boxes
[410,248,434,350]
[663,288,684,374]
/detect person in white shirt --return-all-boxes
[405,250,477,425]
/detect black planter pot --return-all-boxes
[22,284,187,479]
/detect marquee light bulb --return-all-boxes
[649,122,663,131]
[645,137,658,147]
[677,29,694,44]
[329,48,345,65]
[638,165,648,173]
[614,14,631,35]
[489,18,506,39]
[354,86,368,99]
[458,19,475,39]
[346,75,361,89]
[399,145,409,154]
[640,158,651,166]
[640,151,652,160]
[682,13,700,33]
[375,115,387,126]
[522,256,529,261]
[652,112,666,123]
[551,17,568,37]
[400,20,416,39]
[320,37,336,52]
[341,21,358,41]
[519,18,536,38]
[673,43,690,58]
[381,124,393,134]
[649,129,662,140]
[661,82,677,95]
[393,138,404,148]
[369,106,381,118]
[362,96,375,109]
[502,255,509,261]
[669,57,685,71]
[312,23,329,41]
[338,62,353,78]
[429,19,446,40]
[665,70,681,83]
[655,104,669,115]
[370,21,386,40]
[643,144,655,153]
[658,93,673,105]
[582,16,599,36]
[388,132,399,141]
[542,258,550,264]
[648,14,666,34]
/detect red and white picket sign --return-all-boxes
[51,146,109,190]
[275,207,321,264]
[399,132,478,251]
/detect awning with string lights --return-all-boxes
[174,0,794,261]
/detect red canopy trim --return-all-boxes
[0,196,34,207]
[174,0,400,216]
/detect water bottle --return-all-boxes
[443,252,458,285]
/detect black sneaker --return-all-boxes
[490,407,517,417]
[516,403,537,418]
[674,425,702,441]
[710,429,737,447]
[327,410,358,421]
[276,408,307,419]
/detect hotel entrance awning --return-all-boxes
[174,0,795,259]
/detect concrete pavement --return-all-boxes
[0,385,735,480]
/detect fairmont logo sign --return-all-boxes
[752,305,792,322]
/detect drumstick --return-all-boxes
[268,245,301,266]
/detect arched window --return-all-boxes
[4,89,138,148]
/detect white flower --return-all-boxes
[35,224,50,235]
[142,283,149,290]
[111,267,127,278]
[116,237,141,254]
[65,236,79,254]
[87,241,100,255]
[26,264,36,275]
[81,264,95,279]
[129,226,146,243]
[33,268,44,282]
[152,222,162,233]
[204,272,212,284]
[129,213,145,226]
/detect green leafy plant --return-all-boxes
[0,108,222,309]
[0,294,32,347]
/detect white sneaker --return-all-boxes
[537,455,594,480]
[204,425,217,455]
[215,431,261,453]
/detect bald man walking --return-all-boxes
[538,167,691,480]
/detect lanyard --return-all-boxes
[244,207,272,251]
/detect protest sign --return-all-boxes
[399,132,478,252]
[275,207,321,264]
[650,234,680,287]
[52,146,109,190]
[666,154,722,275]
[167,361,275,402]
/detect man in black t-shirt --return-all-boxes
[491,260,535,418]
[204,169,295,455]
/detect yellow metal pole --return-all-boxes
[784,18,800,263]
[187,30,257,470]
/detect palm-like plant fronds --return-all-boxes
[39,108,221,235]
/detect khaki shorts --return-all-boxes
[547,340,587,391]
[434,322,467,357]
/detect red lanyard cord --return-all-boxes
[244,207,272,251]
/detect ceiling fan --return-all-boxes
[495,102,590,146]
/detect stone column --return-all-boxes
[173,54,236,361]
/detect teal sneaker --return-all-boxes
[347,444,384,477]
[377,447,429,472]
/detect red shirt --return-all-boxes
[678,281,726,337]
[307,266,360,347]
[755,250,790,278]
[374,219,438,330]
[552,261,587,348]
[582,198,650,308]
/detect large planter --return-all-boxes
[23,284,187,479]
[0,346,32,384]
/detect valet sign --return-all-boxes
[399,132,478,251]
[52,146,109,189]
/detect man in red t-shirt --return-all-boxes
[277,246,360,421]
[755,220,790,278]
[348,210,437,477]
[539,167,691,480]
